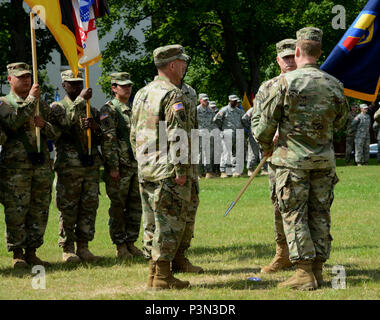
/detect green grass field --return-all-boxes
[0,159,379,300]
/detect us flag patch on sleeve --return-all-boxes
[172,102,184,112]
[100,113,109,121]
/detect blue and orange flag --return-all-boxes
[24,0,109,75]
[321,0,380,102]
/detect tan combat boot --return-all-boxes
[232,172,241,177]
[172,250,204,274]
[205,173,214,179]
[261,242,293,273]
[62,242,81,263]
[152,260,190,290]
[76,241,100,262]
[247,169,254,177]
[312,258,325,287]
[146,259,156,290]
[126,242,144,257]
[220,172,229,178]
[12,248,28,270]
[116,243,133,259]
[278,260,318,290]
[24,248,51,266]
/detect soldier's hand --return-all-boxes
[29,84,41,99]
[83,117,99,130]
[110,170,120,181]
[175,175,186,186]
[262,150,273,158]
[34,115,45,128]
[80,88,92,100]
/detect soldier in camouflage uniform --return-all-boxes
[255,28,349,290]
[209,101,221,174]
[197,93,218,178]
[213,95,245,177]
[373,121,380,164]
[131,44,202,290]
[50,70,103,263]
[352,104,371,166]
[241,107,260,176]
[99,72,143,259]
[345,104,358,165]
[252,39,297,274]
[0,62,58,269]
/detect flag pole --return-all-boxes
[30,11,41,153]
[224,155,269,217]
[85,65,92,155]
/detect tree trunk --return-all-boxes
[10,0,28,63]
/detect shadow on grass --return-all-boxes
[189,243,276,260]
[0,255,148,278]
[205,267,261,276]
[194,278,279,290]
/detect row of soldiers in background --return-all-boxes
[0,64,148,268]
[345,102,380,166]
[197,93,262,179]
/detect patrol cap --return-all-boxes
[360,104,369,109]
[61,69,84,82]
[110,72,134,85]
[7,62,32,77]
[276,39,296,58]
[229,94,239,101]
[153,44,190,67]
[296,27,323,43]
[209,101,217,107]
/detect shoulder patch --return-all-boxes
[100,113,109,121]
[172,102,184,112]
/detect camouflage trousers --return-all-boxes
[275,166,338,262]
[345,136,355,163]
[139,178,197,261]
[1,167,52,251]
[268,163,286,243]
[355,136,370,164]
[104,166,142,245]
[220,129,244,174]
[55,166,100,247]
[247,133,260,170]
[199,135,219,174]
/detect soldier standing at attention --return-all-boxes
[99,72,143,259]
[373,120,380,165]
[131,44,201,290]
[241,107,260,176]
[213,94,245,178]
[345,104,359,165]
[50,70,103,263]
[0,62,58,269]
[255,27,349,290]
[251,39,297,274]
[352,104,371,166]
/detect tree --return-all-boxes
[98,0,367,104]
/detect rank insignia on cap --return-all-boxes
[172,102,184,112]
[100,113,109,120]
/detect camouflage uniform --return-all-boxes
[99,72,142,247]
[197,99,217,174]
[213,97,245,175]
[131,49,193,262]
[0,63,58,252]
[255,30,349,263]
[50,71,102,248]
[241,107,260,170]
[352,107,371,164]
[345,109,358,163]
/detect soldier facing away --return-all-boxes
[255,27,349,290]
[99,72,143,259]
[50,70,103,263]
[131,44,202,291]
[0,62,58,269]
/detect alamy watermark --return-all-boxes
[332,5,346,30]
[31,265,46,290]
[332,265,346,289]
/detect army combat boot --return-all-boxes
[25,248,51,266]
[126,242,144,257]
[172,249,204,274]
[152,260,190,290]
[278,260,318,290]
[116,243,133,259]
[312,258,325,287]
[62,242,81,263]
[146,259,156,290]
[12,248,28,270]
[76,241,100,262]
[261,242,293,273]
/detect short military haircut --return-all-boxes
[296,39,322,59]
